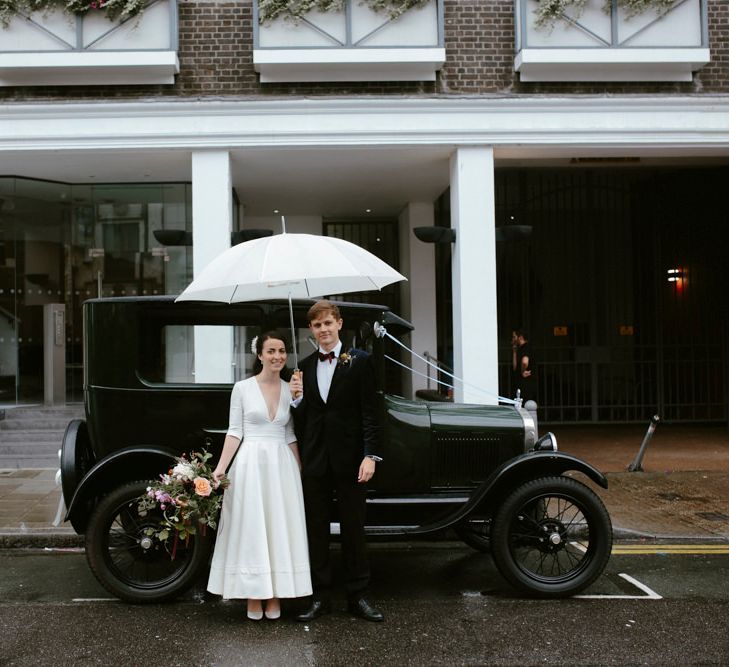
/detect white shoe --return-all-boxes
[247,602,263,621]
[265,608,281,620]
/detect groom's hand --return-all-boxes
[357,457,375,483]
[290,370,303,400]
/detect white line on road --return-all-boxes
[72,598,118,602]
[575,573,663,600]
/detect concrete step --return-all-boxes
[1,435,72,447]
[0,455,60,469]
[0,420,75,431]
[0,406,83,421]
[1,405,82,414]
[0,443,61,455]
[0,427,66,442]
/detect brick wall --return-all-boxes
[1,0,727,101]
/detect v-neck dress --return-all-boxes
[207,376,312,600]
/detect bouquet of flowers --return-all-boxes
[137,450,229,553]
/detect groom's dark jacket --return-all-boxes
[292,347,382,479]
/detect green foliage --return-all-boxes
[534,0,678,30]
[258,0,429,24]
[0,0,147,27]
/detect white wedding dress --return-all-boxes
[207,377,312,600]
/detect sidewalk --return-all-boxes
[0,423,728,547]
[555,423,729,541]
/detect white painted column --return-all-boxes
[191,150,234,383]
[398,202,437,399]
[450,147,498,404]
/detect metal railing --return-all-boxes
[500,343,725,424]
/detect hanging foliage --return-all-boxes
[534,0,677,30]
[0,0,147,27]
[258,0,429,24]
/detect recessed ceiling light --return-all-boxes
[273,209,279,214]
[365,208,372,213]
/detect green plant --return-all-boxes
[534,0,677,30]
[258,0,429,24]
[0,0,147,27]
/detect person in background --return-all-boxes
[511,329,537,404]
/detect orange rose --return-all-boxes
[193,477,212,497]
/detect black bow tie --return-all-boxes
[318,350,336,363]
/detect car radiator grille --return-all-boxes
[432,432,520,487]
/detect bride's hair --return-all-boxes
[252,330,292,380]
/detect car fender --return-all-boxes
[65,446,177,534]
[405,451,608,536]
[60,419,95,508]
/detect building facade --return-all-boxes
[0,0,727,423]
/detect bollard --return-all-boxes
[628,414,660,472]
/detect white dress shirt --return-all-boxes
[317,341,342,403]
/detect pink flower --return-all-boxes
[194,477,212,497]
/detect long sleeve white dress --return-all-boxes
[207,376,312,600]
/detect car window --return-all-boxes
[138,315,262,385]
[140,324,261,384]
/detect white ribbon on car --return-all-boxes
[374,323,518,406]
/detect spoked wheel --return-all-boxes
[85,481,211,603]
[455,517,490,552]
[491,476,612,598]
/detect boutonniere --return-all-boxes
[337,351,353,368]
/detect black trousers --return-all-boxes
[302,469,369,601]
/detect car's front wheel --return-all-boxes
[85,481,211,603]
[491,476,612,598]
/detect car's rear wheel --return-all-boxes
[85,481,211,603]
[491,476,612,598]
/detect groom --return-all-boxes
[290,300,384,622]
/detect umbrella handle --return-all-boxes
[287,293,299,368]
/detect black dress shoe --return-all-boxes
[347,598,384,622]
[295,599,331,622]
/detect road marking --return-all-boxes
[72,598,118,602]
[575,573,662,600]
[612,544,729,555]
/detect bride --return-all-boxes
[207,331,312,620]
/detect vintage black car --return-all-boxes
[61,296,612,603]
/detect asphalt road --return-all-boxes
[1,543,728,666]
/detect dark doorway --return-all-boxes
[495,166,729,424]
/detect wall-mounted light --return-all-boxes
[413,227,456,244]
[666,268,684,282]
[667,267,687,293]
[153,229,192,246]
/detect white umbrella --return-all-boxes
[176,223,406,367]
